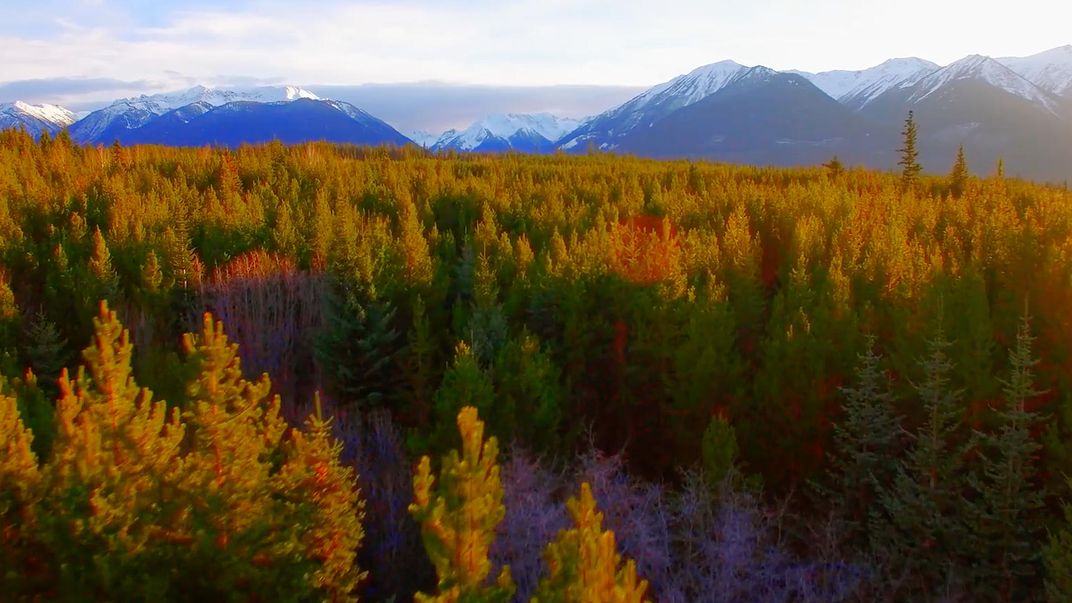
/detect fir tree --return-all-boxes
[897,111,922,188]
[88,226,119,300]
[949,145,969,198]
[410,406,515,603]
[277,393,367,601]
[427,342,495,455]
[826,336,901,544]
[971,308,1045,599]
[872,327,971,595]
[316,279,401,410]
[22,312,69,399]
[701,414,739,485]
[532,482,649,603]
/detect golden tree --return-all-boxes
[277,393,367,601]
[410,405,515,603]
[532,483,649,603]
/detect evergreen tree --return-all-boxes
[316,279,401,410]
[426,342,495,455]
[0,381,40,592]
[971,308,1045,599]
[88,226,119,300]
[823,155,845,178]
[532,482,649,603]
[492,330,565,455]
[826,337,901,545]
[950,145,969,198]
[872,327,971,595]
[410,406,515,603]
[701,414,739,485]
[277,393,367,601]
[898,111,922,188]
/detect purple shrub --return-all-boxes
[327,405,432,601]
[492,450,570,601]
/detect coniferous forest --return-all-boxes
[3,128,1072,601]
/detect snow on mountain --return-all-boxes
[559,60,750,150]
[908,55,1059,111]
[70,85,321,143]
[0,101,77,136]
[432,113,581,151]
[999,45,1072,98]
[797,58,938,108]
[405,129,440,147]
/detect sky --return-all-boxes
[2,0,1070,130]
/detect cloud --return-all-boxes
[308,83,646,132]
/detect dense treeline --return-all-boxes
[1,128,1072,600]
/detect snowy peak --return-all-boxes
[799,57,938,107]
[639,60,749,110]
[4,101,77,127]
[0,101,77,137]
[909,54,1058,110]
[121,84,320,114]
[433,113,581,151]
[1000,45,1072,97]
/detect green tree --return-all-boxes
[949,145,969,198]
[701,414,739,485]
[825,337,901,544]
[898,110,922,188]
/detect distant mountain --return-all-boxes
[796,58,939,109]
[70,85,322,144]
[557,60,750,150]
[616,67,887,166]
[861,55,1072,180]
[0,101,76,137]
[406,129,440,148]
[1000,45,1072,98]
[110,98,411,147]
[431,113,581,153]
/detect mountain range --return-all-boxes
[3,45,1070,181]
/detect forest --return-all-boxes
[1,127,1071,601]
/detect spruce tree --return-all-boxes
[950,145,969,198]
[971,308,1044,599]
[532,482,650,603]
[827,337,901,544]
[701,414,739,485]
[410,406,515,603]
[897,111,922,188]
[872,327,971,595]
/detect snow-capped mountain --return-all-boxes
[431,113,581,153]
[70,85,320,143]
[796,58,938,109]
[0,101,77,137]
[405,129,440,148]
[999,45,1072,98]
[558,60,751,150]
[905,55,1059,112]
[105,98,412,148]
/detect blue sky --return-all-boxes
[2,0,1070,122]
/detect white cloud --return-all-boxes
[1,0,1069,97]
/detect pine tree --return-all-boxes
[427,342,495,455]
[0,381,40,591]
[872,327,971,594]
[827,337,901,544]
[971,308,1045,599]
[532,482,649,603]
[277,393,367,601]
[22,312,68,397]
[44,301,186,596]
[949,145,969,198]
[88,226,119,300]
[410,406,515,603]
[701,414,739,485]
[316,279,401,410]
[823,155,845,178]
[897,111,922,188]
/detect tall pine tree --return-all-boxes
[898,111,922,188]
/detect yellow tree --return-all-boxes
[410,405,515,603]
[532,483,649,603]
[277,393,367,601]
[0,382,40,588]
[46,301,185,592]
